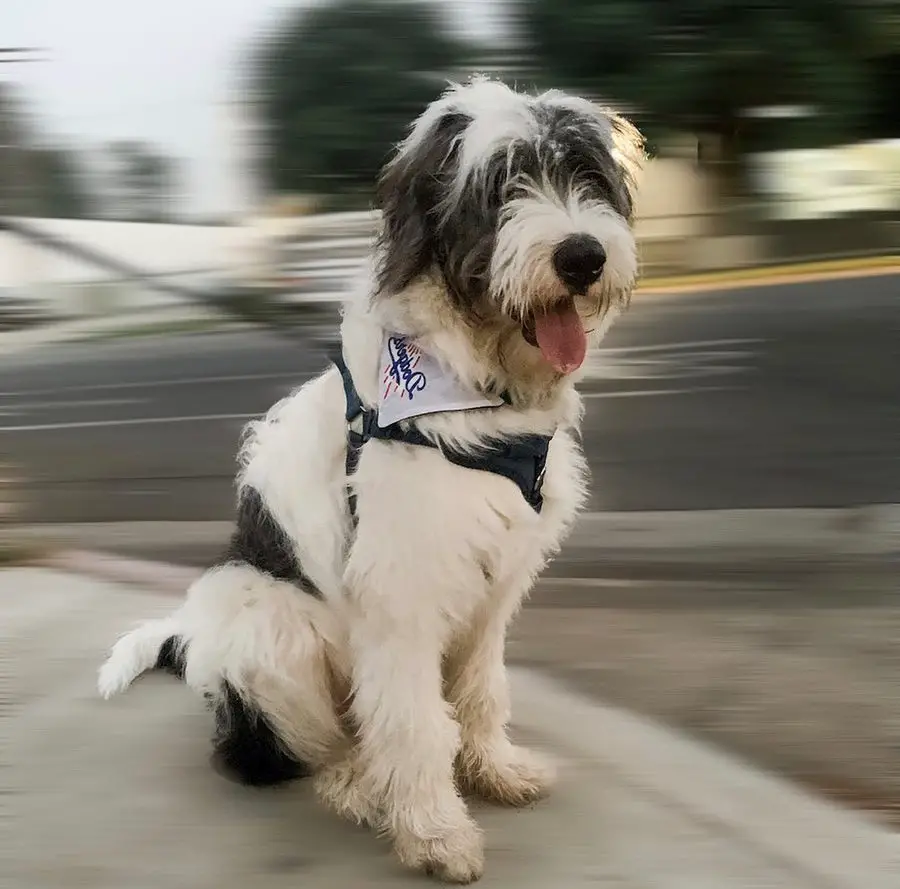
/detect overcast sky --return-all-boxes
[0,0,501,217]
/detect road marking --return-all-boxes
[596,338,763,354]
[586,338,761,382]
[582,386,740,399]
[0,385,742,427]
[541,576,653,588]
[589,355,756,381]
[0,371,300,399]
[4,398,144,411]
[1,340,761,398]
[0,413,255,433]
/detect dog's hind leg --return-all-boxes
[179,563,348,786]
[98,610,184,699]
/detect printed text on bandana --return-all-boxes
[385,336,426,400]
[377,333,504,427]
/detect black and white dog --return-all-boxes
[99,76,643,883]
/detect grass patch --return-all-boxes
[0,539,42,567]
[74,317,228,343]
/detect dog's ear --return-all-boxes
[375,111,470,296]
[606,112,645,223]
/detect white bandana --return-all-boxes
[377,333,504,428]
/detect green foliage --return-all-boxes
[519,0,892,154]
[106,141,180,222]
[252,0,472,206]
[0,84,98,219]
[865,51,900,139]
[29,147,97,219]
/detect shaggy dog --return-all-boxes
[98,76,643,883]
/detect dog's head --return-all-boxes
[375,76,644,378]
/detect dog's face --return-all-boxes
[375,77,644,376]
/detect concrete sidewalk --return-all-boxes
[4,566,899,888]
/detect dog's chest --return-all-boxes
[453,429,586,589]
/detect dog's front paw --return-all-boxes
[314,757,379,826]
[394,816,484,884]
[459,743,555,807]
[97,645,145,699]
[97,658,128,699]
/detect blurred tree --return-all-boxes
[861,1,900,139]
[29,147,97,219]
[105,141,180,222]
[0,83,40,216]
[519,0,895,177]
[0,83,97,219]
[251,0,473,206]
[865,51,900,139]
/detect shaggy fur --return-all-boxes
[98,76,644,883]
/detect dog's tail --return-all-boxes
[97,614,184,699]
[98,613,314,786]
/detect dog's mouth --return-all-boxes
[521,295,587,375]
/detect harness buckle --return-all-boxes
[359,408,379,443]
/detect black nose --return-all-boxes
[552,234,606,292]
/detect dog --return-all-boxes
[98,76,643,883]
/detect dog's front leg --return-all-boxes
[446,572,556,807]
[341,501,485,883]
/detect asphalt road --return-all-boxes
[1,272,898,527]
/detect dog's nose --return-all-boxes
[552,234,607,292]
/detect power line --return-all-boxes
[0,47,47,64]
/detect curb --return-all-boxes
[8,521,233,553]
[563,505,900,569]
[10,506,899,572]
[638,254,899,294]
[39,549,199,595]
[510,668,900,888]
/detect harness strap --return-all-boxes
[332,352,551,518]
[333,353,365,518]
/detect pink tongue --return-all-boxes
[534,300,587,374]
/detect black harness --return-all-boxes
[332,353,552,517]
